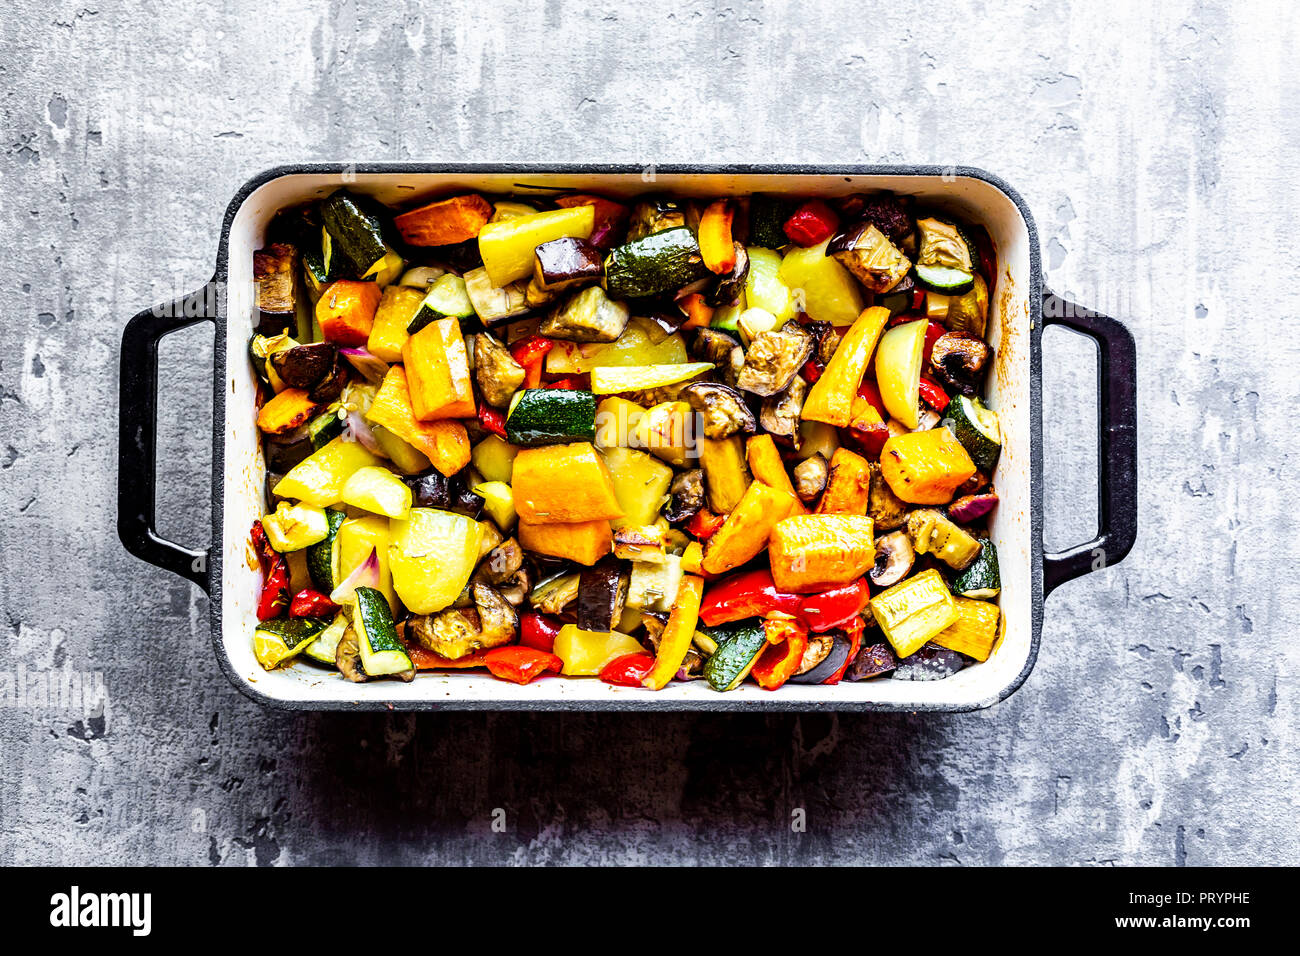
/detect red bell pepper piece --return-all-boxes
[801,359,823,384]
[856,379,889,420]
[699,568,803,627]
[250,522,290,621]
[478,404,507,438]
[912,288,927,311]
[406,644,493,670]
[484,646,563,685]
[798,578,870,633]
[751,620,810,691]
[289,589,339,619]
[685,508,726,541]
[545,376,580,389]
[923,320,947,365]
[822,616,865,684]
[782,200,839,247]
[510,334,553,389]
[519,612,564,653]
[600,652,656,687]
[918,374,950,412]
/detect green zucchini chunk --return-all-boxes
[951,540,1001,599]
[302,612,349,665]
[702,620,767,691]
[604,227,710,300]
[320,189,388,276]
[505,388,597,446]
[253,617,329,669]
[306,509,347,593]
[946,395,1001,473]
[350,586,414,677]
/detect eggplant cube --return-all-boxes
[533,237,604,292]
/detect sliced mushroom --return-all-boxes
[308,357,348,404]
[760,374,806,448]
[706,243,750,307]
[930,331,991,396]
[869,530,915,587]
[473,331,526,408]
[793,453,829,503]
[679,382,756,439]
[335,625,367,682]
[270,342,337,389]
[736,322,814,397]
[664,468,706,524]
[867,461,908,531]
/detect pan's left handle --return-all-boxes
[118,282,219,592]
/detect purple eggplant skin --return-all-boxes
[947,492,999,524]
[846,641,899,681]
[787,630,853,684]
[577,556,629,632]
[405,471,451,509]
[533,237,604,291]
[264,429,313,473]
[270,342,338,389]
[891,644,967,681]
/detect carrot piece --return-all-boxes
[365,366,472,476]
[393,194,493,246]
[698,200,736,274]
[801,306,891,427]
[700,480,797,576]
[879,427,977,504]
[256,387,319,434]
[518,518,613,566]
[679,292,714,329]
[745,434,809,515]
[816,447,873,516]
[512,443,624,524]
[769,514,876,592]
[402,318,476,421]
[315,280,382,347]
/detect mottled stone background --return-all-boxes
[1,0,1295,865]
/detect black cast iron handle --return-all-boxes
[1040,290,1138,595]
[118,283,218,593]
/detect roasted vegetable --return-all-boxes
[253,243,307,338]
[643,574,704,689]
[679,382,756,439]
[394,193,493,246]
[737,322,813,397]
[553,625,646,676]
[365,366,472,476]
[478,205,596,287]
[745,434,808,516]
[815,447,873,516]
[518,518,613,566]
[540,286,631,343]
[533,236,604,292]
[463,266,531,324]
[590,362,713,395]
[698,434,750,514]
[554,193,630,248]
[869,530,915,588]
[257,388,319,435]
[701,480,797,576]
[269,343,335,391]
[778,239,865,327]
[951,540,1000,598]
[907,508,981,570]
[698,200,737,274]
[827,221,911,293]
[873,318,928,428]
[627,196,687,241]
[759,374,806,449]
[473,331,527,408]
[930,330,991,396]
[879,427,977,505]
[600,446,674,529]
[664,468,706,524]
[272,436,381,506]
[707,243,749,306]
[402,317,476,421]
[506,388,597,446]
[316,280,382,347]
[914,217,975,294]
[932,597,1000,662]
[945,394,1002,474]
[945,273,989,337]
[801,306,890,426]
[948,491,999,524]
[388,508,484,614]
[604,226,709,300]
[703,620,769,691]
[846,641,899,681]
[261,501,330,552]
[577,557,630,632]
[634,401,693,466]
[367,285,424,362]
[341,465,413,520]
[744,246,796,322]
[512,442,624,524]
[768,514,875,592]
[626,554,683,612]
[408,583,519,660]
[793,453,828,503]
[870,568,958,658]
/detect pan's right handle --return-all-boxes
[118,283,219,592]
[1040,291,1138,596]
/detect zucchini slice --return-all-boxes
[946,395,1001,473]
[407,274,475,334]
[253,617,329,670]
[914,217,975,295]
[307,405,345,450]
[306,508,347,592]
[505,388,597,446]
[702,620,768,691]
[950,540,1001,598]
[349,586,414,677]
[320,190,389,276]
[746,194,791,250]
[302,612,349,665]
[603,227,710,300]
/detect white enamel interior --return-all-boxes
[221,170,1034,709]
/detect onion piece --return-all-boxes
[947,492,999,523]
[329,548,380,604]
[339,347,390,384]
[342,408,385,455]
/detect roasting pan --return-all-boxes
[118,164,1137,711]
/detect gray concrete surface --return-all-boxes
[1,0,1296,866]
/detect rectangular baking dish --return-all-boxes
[118,164,1137,711]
